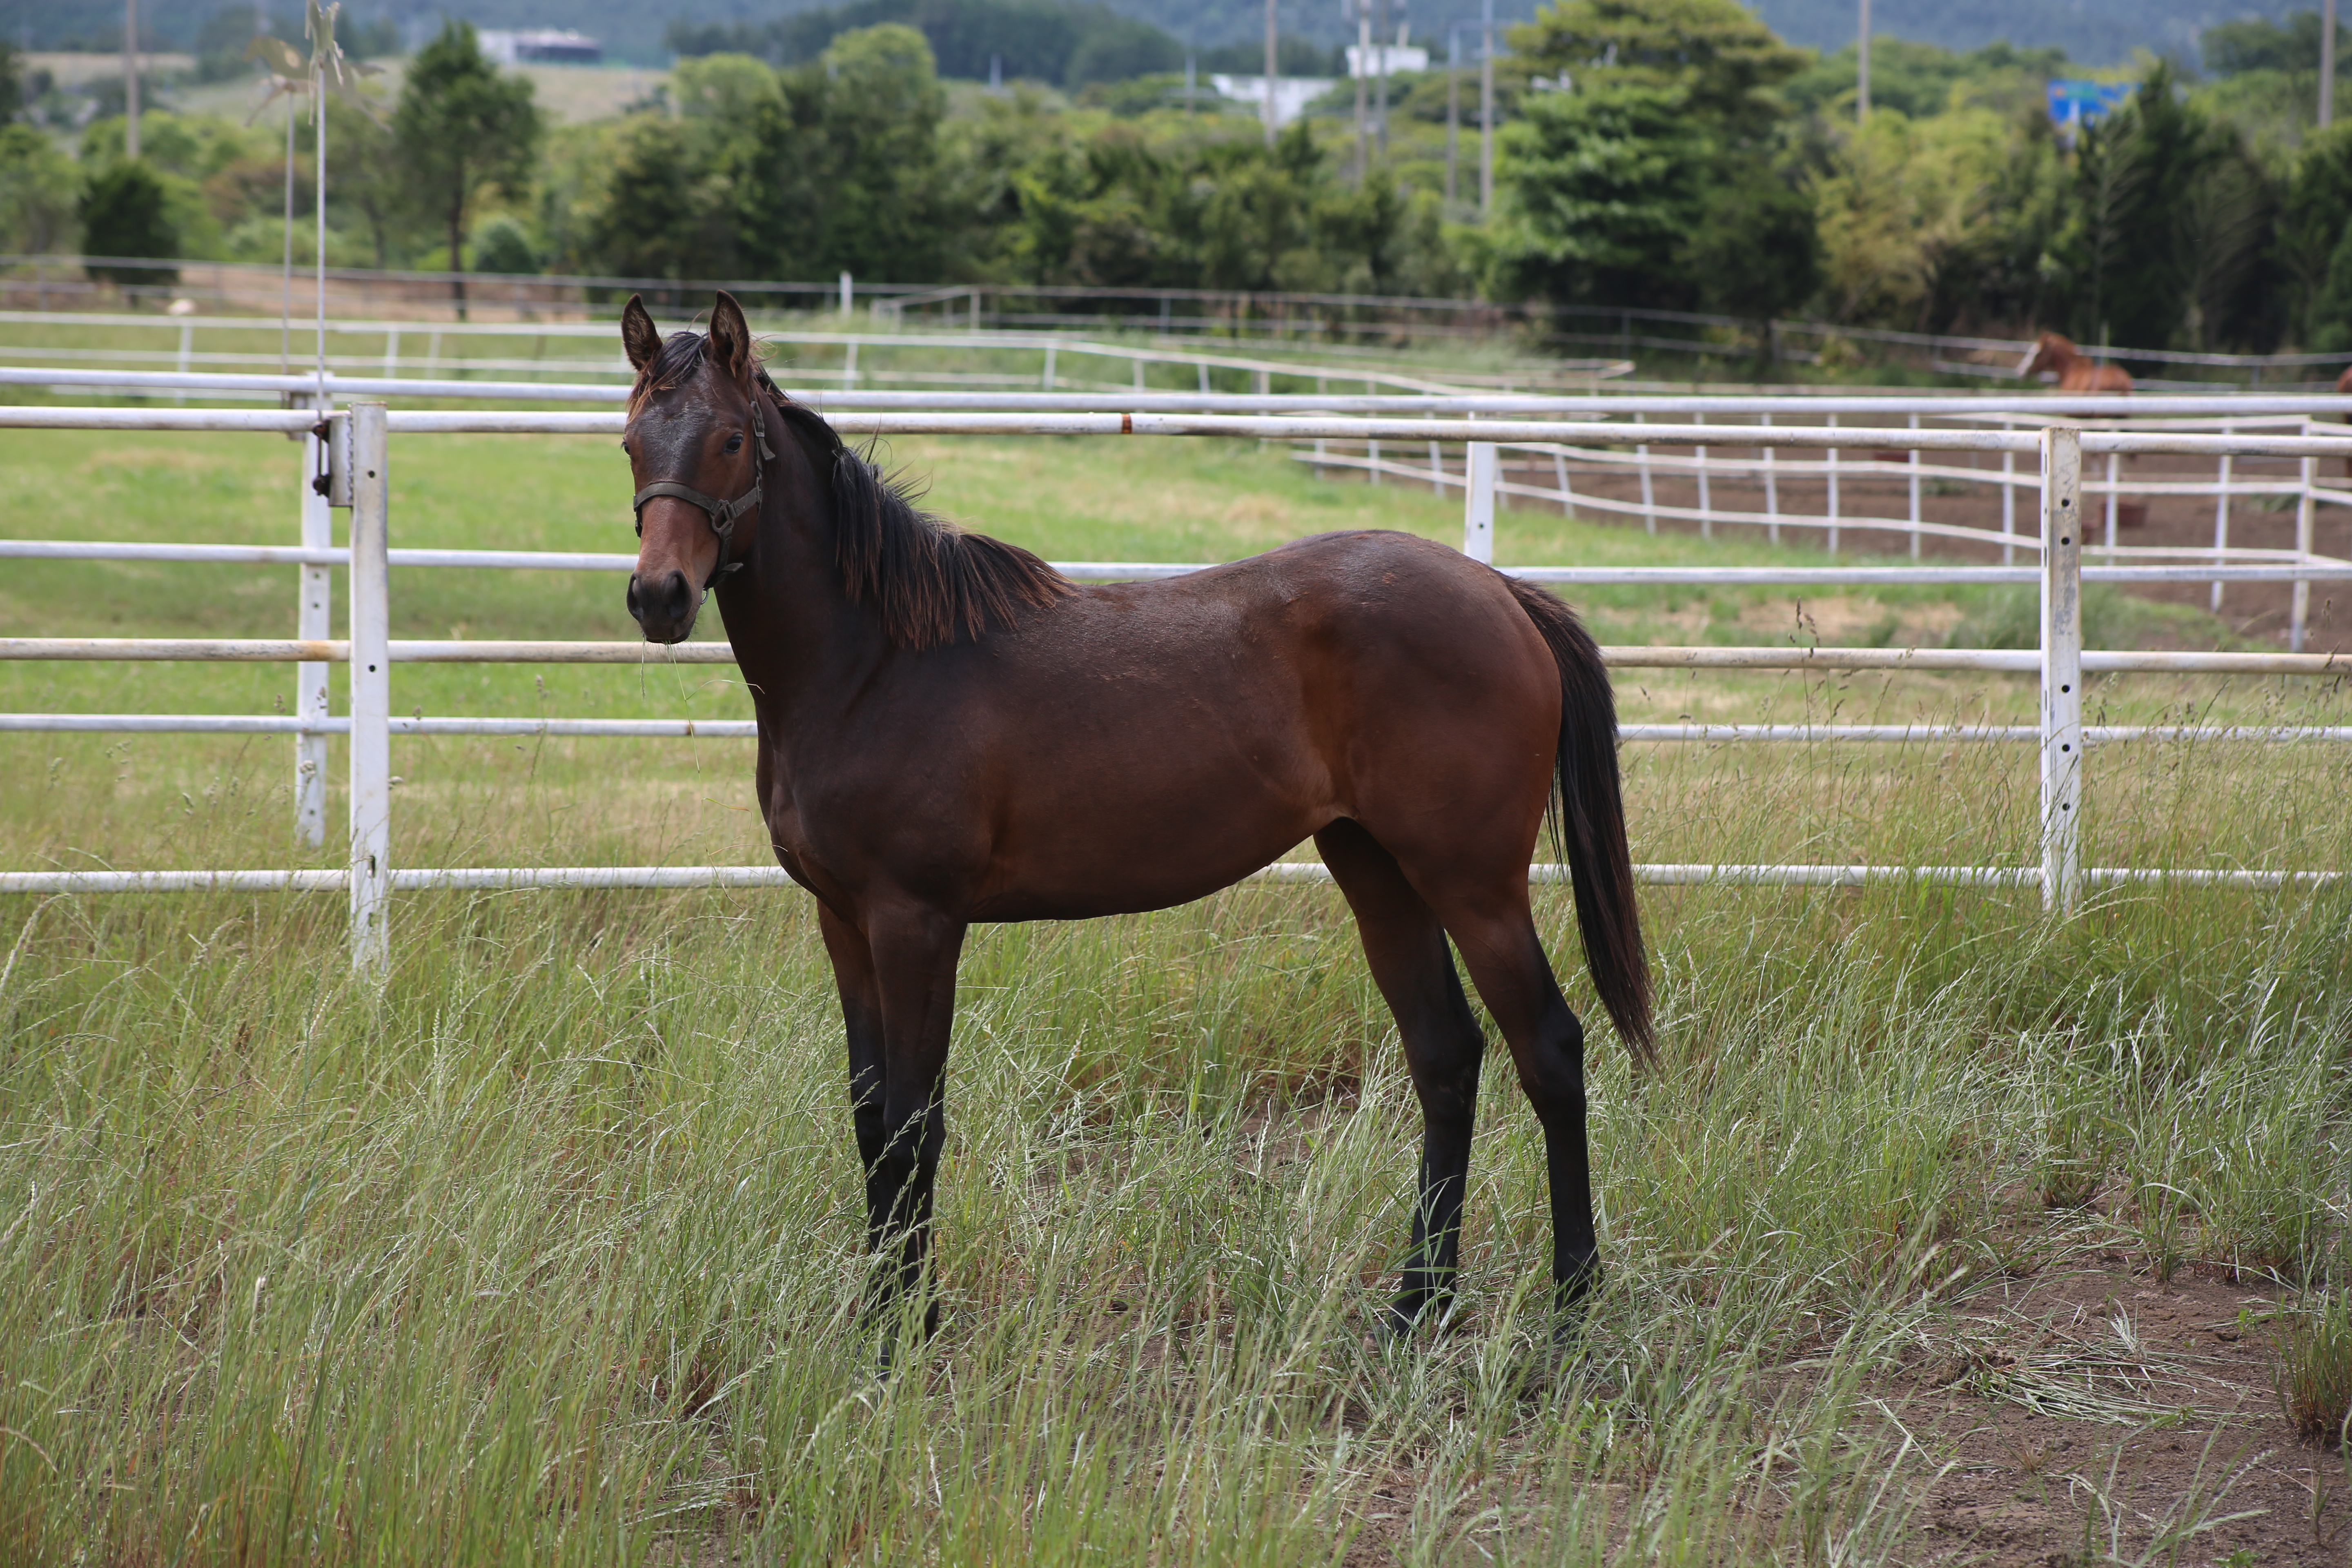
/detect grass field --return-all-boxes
[4,412,2352,1564]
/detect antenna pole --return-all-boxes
[1479,0,1494,215]
[1857,0,1871,121]
[2325,0,2339,128]
[1263,0,1277,147]
[123,0,140,158]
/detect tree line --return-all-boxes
[10,1,2352,359]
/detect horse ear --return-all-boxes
[709,291,755,386]
[621,295,661,374]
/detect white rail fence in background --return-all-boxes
[0,311,1508,397]
[15,360,2345,640]
[4,388,2352,968]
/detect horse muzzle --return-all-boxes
[627,568,701,644]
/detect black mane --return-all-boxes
[634,329,1074,650]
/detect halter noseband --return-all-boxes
[630,391,775,585]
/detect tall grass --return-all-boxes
[2,799,2347,1561]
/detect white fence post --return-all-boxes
[1635,413,1655,534]
[1428,440,1444,495]
[1042,343,1056,390]
[1694,412,1711,540]
[2040,425,2083,915]
[1825,413,1840,554]
[1463,442,1497,564]
[348,401,391,972]
[294,410,333,848]
[1552,449,1573,518]
[2211,429,2232,613]
[2000,447,2016,566]
[2295,441,2316,652]
[1907,413,1922,561]
[1761,414,1778,545]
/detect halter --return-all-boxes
[631,390,775,584]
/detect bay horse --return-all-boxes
[619,292,1652,1344]
[2019,332,2133,394]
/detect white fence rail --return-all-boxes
[7,386,2352,966]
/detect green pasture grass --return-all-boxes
[2,837,2348,1563]
[1,412,2351,1559]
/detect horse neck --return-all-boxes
[712,414,891,716]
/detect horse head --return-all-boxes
[2018,332,2074,380]
[620,291,770,644]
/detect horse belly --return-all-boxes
[969,682,1331,920]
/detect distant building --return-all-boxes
[1209,75,1338,127]
[1344,43,1430,78]
[477,29,604,66]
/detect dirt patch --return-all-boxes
[1902,1264,2346,1566]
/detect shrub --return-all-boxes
[78,161,178,283]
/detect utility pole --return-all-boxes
[1479,0,1494,216]
[123,0,140,158]
[1264,0,1278,147]
[1354,0,1370,182]
[1446,26,1460,207]
[2325,0,2339,129]
[1856,0,1871,122]
[1374,0,1390,158]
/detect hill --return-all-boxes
[1753,0,2306,65]
[6,0,2323,67]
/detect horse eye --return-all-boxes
[724,432,744,454]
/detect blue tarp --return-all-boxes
[2047,79,2133,131]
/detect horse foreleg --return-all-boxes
[862,902,968,1345]
[818,903,888,1180]
[1317,822,1488,1336]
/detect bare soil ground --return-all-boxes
[1905,1263,2346,1566]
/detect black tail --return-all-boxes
[1506,577,1654,1064]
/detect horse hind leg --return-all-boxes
[1417,883,1601,1316]
[1315,820,1487,1336]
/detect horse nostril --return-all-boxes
[663,571,693,621]
[626,573,646,623]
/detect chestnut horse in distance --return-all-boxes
[2020,332,2133,393]
[619,293,1653,1345]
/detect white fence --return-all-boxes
[6,380,2352,969]
[0,310,1517,397]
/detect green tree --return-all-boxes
[324,91,400,270]
[0,37,22,120]
[1508,0,1808,143]
[2049,63,2224,351]
[392,20,542,316]
[2278,122,2352,343]
[1686,163,1816,325]
[79,161,178,283]
[799,25,952,279]
[0,125,81,254]
[1490,0,1815,333]
[1483,80,1714,310]
[2304,225,2352,351]
[583,113,742,279]
[707,25,954,281]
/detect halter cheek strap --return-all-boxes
[631,396,775,585]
